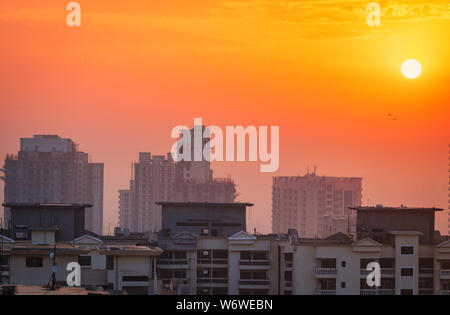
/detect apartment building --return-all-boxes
[274,206,450,295]
[0,203,162,294]
[156,202,281,295]
[157,231,280,295]
[272,171,362,238]
[277,231,450,295]
[3,135,104,234]
[119,149,236,233]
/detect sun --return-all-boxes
[401,59,421,79]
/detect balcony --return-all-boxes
[315,268,337,275]
[378,289,395,295]
[239,279,270,288]
[240,260,270,266]
[315,289,336,295]
[418,289,434,295]
[440,290,450,295]
[360,289,377,295]
[440,270,450,278]
[157,259,188,268]
[381,268,395,276]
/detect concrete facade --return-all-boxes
[3,135,104,234]
[272,172,362,238]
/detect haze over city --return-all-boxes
[0,0,449,234]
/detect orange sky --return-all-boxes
[0,0,449,234]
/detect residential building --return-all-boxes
[156,202,281,295]
[0,203,162,294]
[3,135,104,234]
[272,171,362,238]
[119,138,236,233]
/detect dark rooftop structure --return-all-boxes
[350,205,443,244]
[156,202,253,238]
[2,203,92,242]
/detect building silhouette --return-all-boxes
[2,135,104,235]
[272,171,362,238]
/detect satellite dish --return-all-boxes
[52,266,58,273]
[49,252,55,259]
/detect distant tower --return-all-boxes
[3,135,104,234]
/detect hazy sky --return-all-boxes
[0,0,449,234]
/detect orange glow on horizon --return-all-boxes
[0,0,449,233]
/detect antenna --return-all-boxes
[47,244,59,290]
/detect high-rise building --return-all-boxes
[119,126,237,232]
[272,171,362,238]
[119,153,176,232]
[2,135,104,234]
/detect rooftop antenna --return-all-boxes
[47,244,59,290]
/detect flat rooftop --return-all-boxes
[2,203,92,209]
[349,206,443,212]
[155,202,254,207]
[2,285,109,295]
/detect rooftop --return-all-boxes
[155,201,254,207]
[2,203,93,209]
[349,206,443,212]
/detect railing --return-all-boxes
[440,269,450,276]
[360,269,370,276]
[315,268,337,275]
[360,289,378,295]
[239,279,270,286]
[240,260,270,266]
[315,289,336,295]
[378,289,395,295]
[418,289,434,295]
[440,290,450,295]
[158,259,188,265]
[197,278,228,284]
[381,268,395,275]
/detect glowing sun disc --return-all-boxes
[401,59,421,79]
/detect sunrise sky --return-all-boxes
[0,0,449,234]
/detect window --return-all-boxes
[360,259,373,269]
[26,257,43,268]
[341,261,346,268]
[341,282,346,289]
[78,256,92,268]
[320,259,336,269]
[284,253,293,262]
[0,255,9,266]
[379,258,395,269]
[106,256,114,270]
[174,251,187,260]
[213,250,228,259]
[401,268,414,277]
[285,271,292,281]
[212,268,227,278]
[174,270,187,278]
[401,246,414,255]
[253,252,268,261]
[201,229,209,236]
[240,251,251,261]
[401,289,413,295]
[122,275,149,282]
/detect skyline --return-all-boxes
[0,0,449,234]
[0,132,448,235]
